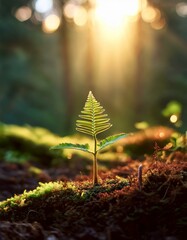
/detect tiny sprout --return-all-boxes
[51,91,128,186]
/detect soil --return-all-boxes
[0,149,187,240]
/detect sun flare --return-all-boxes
[94,0,140,29]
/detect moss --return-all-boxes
[0,177,129,222]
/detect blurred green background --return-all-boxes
[0,0,187,136]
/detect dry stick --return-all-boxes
[138,164,143,191]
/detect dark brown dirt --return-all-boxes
[0,150,186,240]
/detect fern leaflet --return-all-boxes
[76,91,112,137]
[50,143,91,153]
[98,133,128,151]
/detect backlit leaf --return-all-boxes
[76,91,112,137]
[50,143,91,153]
[98,133,128,151]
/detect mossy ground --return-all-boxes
[0,124,186,239]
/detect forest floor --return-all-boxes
[0,126,186,240]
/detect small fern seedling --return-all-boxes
[51,91,128,186]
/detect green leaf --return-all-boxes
[97,133,128,151]
[50,143,92,153]
[76,91,112,137]
[162,101,182,117]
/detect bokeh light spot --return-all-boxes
[15,6,32,22]
[73,7,88,26]
[64,3,77,19]
[42,14,61,33]
[141,6,161,23]
[35,0,53,14]
[176,2,187,17]
[151,17,166,30]
[159,131,165,138]
[170,114,178,123]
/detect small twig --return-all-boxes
[161,182,171,201]
[138,164,143,191]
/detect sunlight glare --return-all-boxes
[94,0,140,29]
[42,14,61,33]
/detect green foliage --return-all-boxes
[51,143,91,153]
[98,133,127,151]
[169,132,187,152]
[4,150,30,164]
[162,101,182,117]
[134,121,149,130]
[76,91,112,136]
[0,123,63,166]
[52,91,128,185]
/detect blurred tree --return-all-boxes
[0,0,66,134]
[0,0,187,135]
[145,0,187,131]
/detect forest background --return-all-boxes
[0,0,187,136]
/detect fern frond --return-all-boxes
[98,133,128,151]
[76,91,112,137]
[50,143,91,153]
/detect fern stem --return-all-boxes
[94,135,97,155]
[93,135,99,185]
[93,153,98,185]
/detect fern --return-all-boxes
[51,143,91,153]
[76,91,112,136]
[98,133,127,151]
[51,91,128,186]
